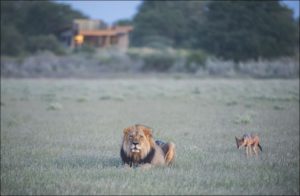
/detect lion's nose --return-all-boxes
[133,141,139,145]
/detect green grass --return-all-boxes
[1,78,299,195]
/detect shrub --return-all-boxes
[126,50,140,60]
[74,44,96,54]
[47,102,62,110]
[27,35,65,55]
[233,113,253,124]
[142,52,176,72]
[238,57,300,78]
[205,57,236,76]
[185,50,207,72]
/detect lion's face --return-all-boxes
[122,124,154,160]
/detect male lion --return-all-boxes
[120,124,175,168]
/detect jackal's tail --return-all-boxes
[258,143,262,152]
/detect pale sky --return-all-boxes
[56,1,142,25]
[56,0,299,25]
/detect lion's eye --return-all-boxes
[129,135,133,139]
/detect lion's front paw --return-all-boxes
[122,164,132,170]
[139,163,152,170]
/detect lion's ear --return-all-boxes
[142,127,153,138]
[123,127,132,135]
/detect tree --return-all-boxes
[20,1,87,37]
[197,0,298,61]
[1,0,87,56]
[132,1,206,48]
[114,19,133,26]
[1,25,24,56]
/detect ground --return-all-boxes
[1,78,299,195]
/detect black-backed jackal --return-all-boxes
[235,133,262,156]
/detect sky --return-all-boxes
[56,0,299,25]
[56,1,142,25]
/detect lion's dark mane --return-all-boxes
[120,147,155,167]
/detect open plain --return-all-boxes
[1,78,299,195]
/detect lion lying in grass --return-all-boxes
[120,124,175,168]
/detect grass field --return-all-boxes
[1,78,299,195]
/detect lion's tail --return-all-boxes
[165,142,175,165]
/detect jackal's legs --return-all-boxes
[249,145,253,156]
[246,146,249,157]
[253,146,258,156]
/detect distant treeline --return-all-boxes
[131,0,299,61]
[1,0,299,62]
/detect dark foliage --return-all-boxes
[1,0,87,56]
[132,0,298,61]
